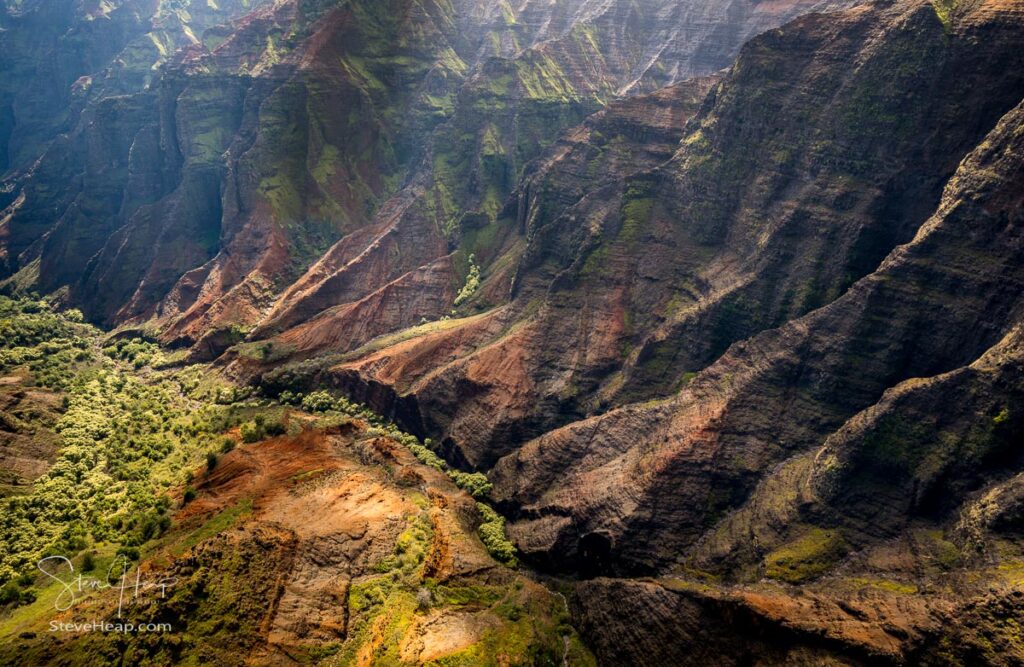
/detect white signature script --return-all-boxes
[37,555,176,617]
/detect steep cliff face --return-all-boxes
[305,0,1024,474]
[503,8,1024,662]
[0,0,271,304]
[1,0,469,338]
[0,0,855,360]
[299,75,723,466]
[0,0,269,181]
[183,0,856,360]
[483,0,1024,569]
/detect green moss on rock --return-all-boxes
[764,528,848,584]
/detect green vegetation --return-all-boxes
[932,0,958,30]
[515,52,579,102]
[449,471,493,498]
[0,297,247,589]
[238,413,286,442]
[764,527,848,584]
[846,576,918,595]
[408,441,447,470]
[619,180,656,245]
[453,253,481,308]
[916,527,963,572]
[0,294,524,662]
[102,337,165,369]
[477,503,517,566]
[0,298,94,390]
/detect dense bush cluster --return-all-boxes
[449,471,493,498]
[282,389,367,418]
[0,299,233,591]
[0,297,94,389]
[215,385,253,405]
[103,338,163,369]
[0,574,36,608]
[0,365,226,583]
[239,414,286,443]
[259,357,337,396]
[0,298,81,348]
[477,503,517,565]
[453,253,480,307]
[407,442,446,470]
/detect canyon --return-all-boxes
[2,0,1024,664]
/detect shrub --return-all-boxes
[454,254,481,307]
[450,471,492,498]
[408,443,446,471]
[301,391,336,413]
[264,419,287,437]
[0,582,20,606]
[206,452,219,471]
[116,546,140,561]
[139,516,158,541]
[0,580,36,607]
[182,488,197,505]
[476,503,516,565]
[240,421,260,443]
[220,437,236,454]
